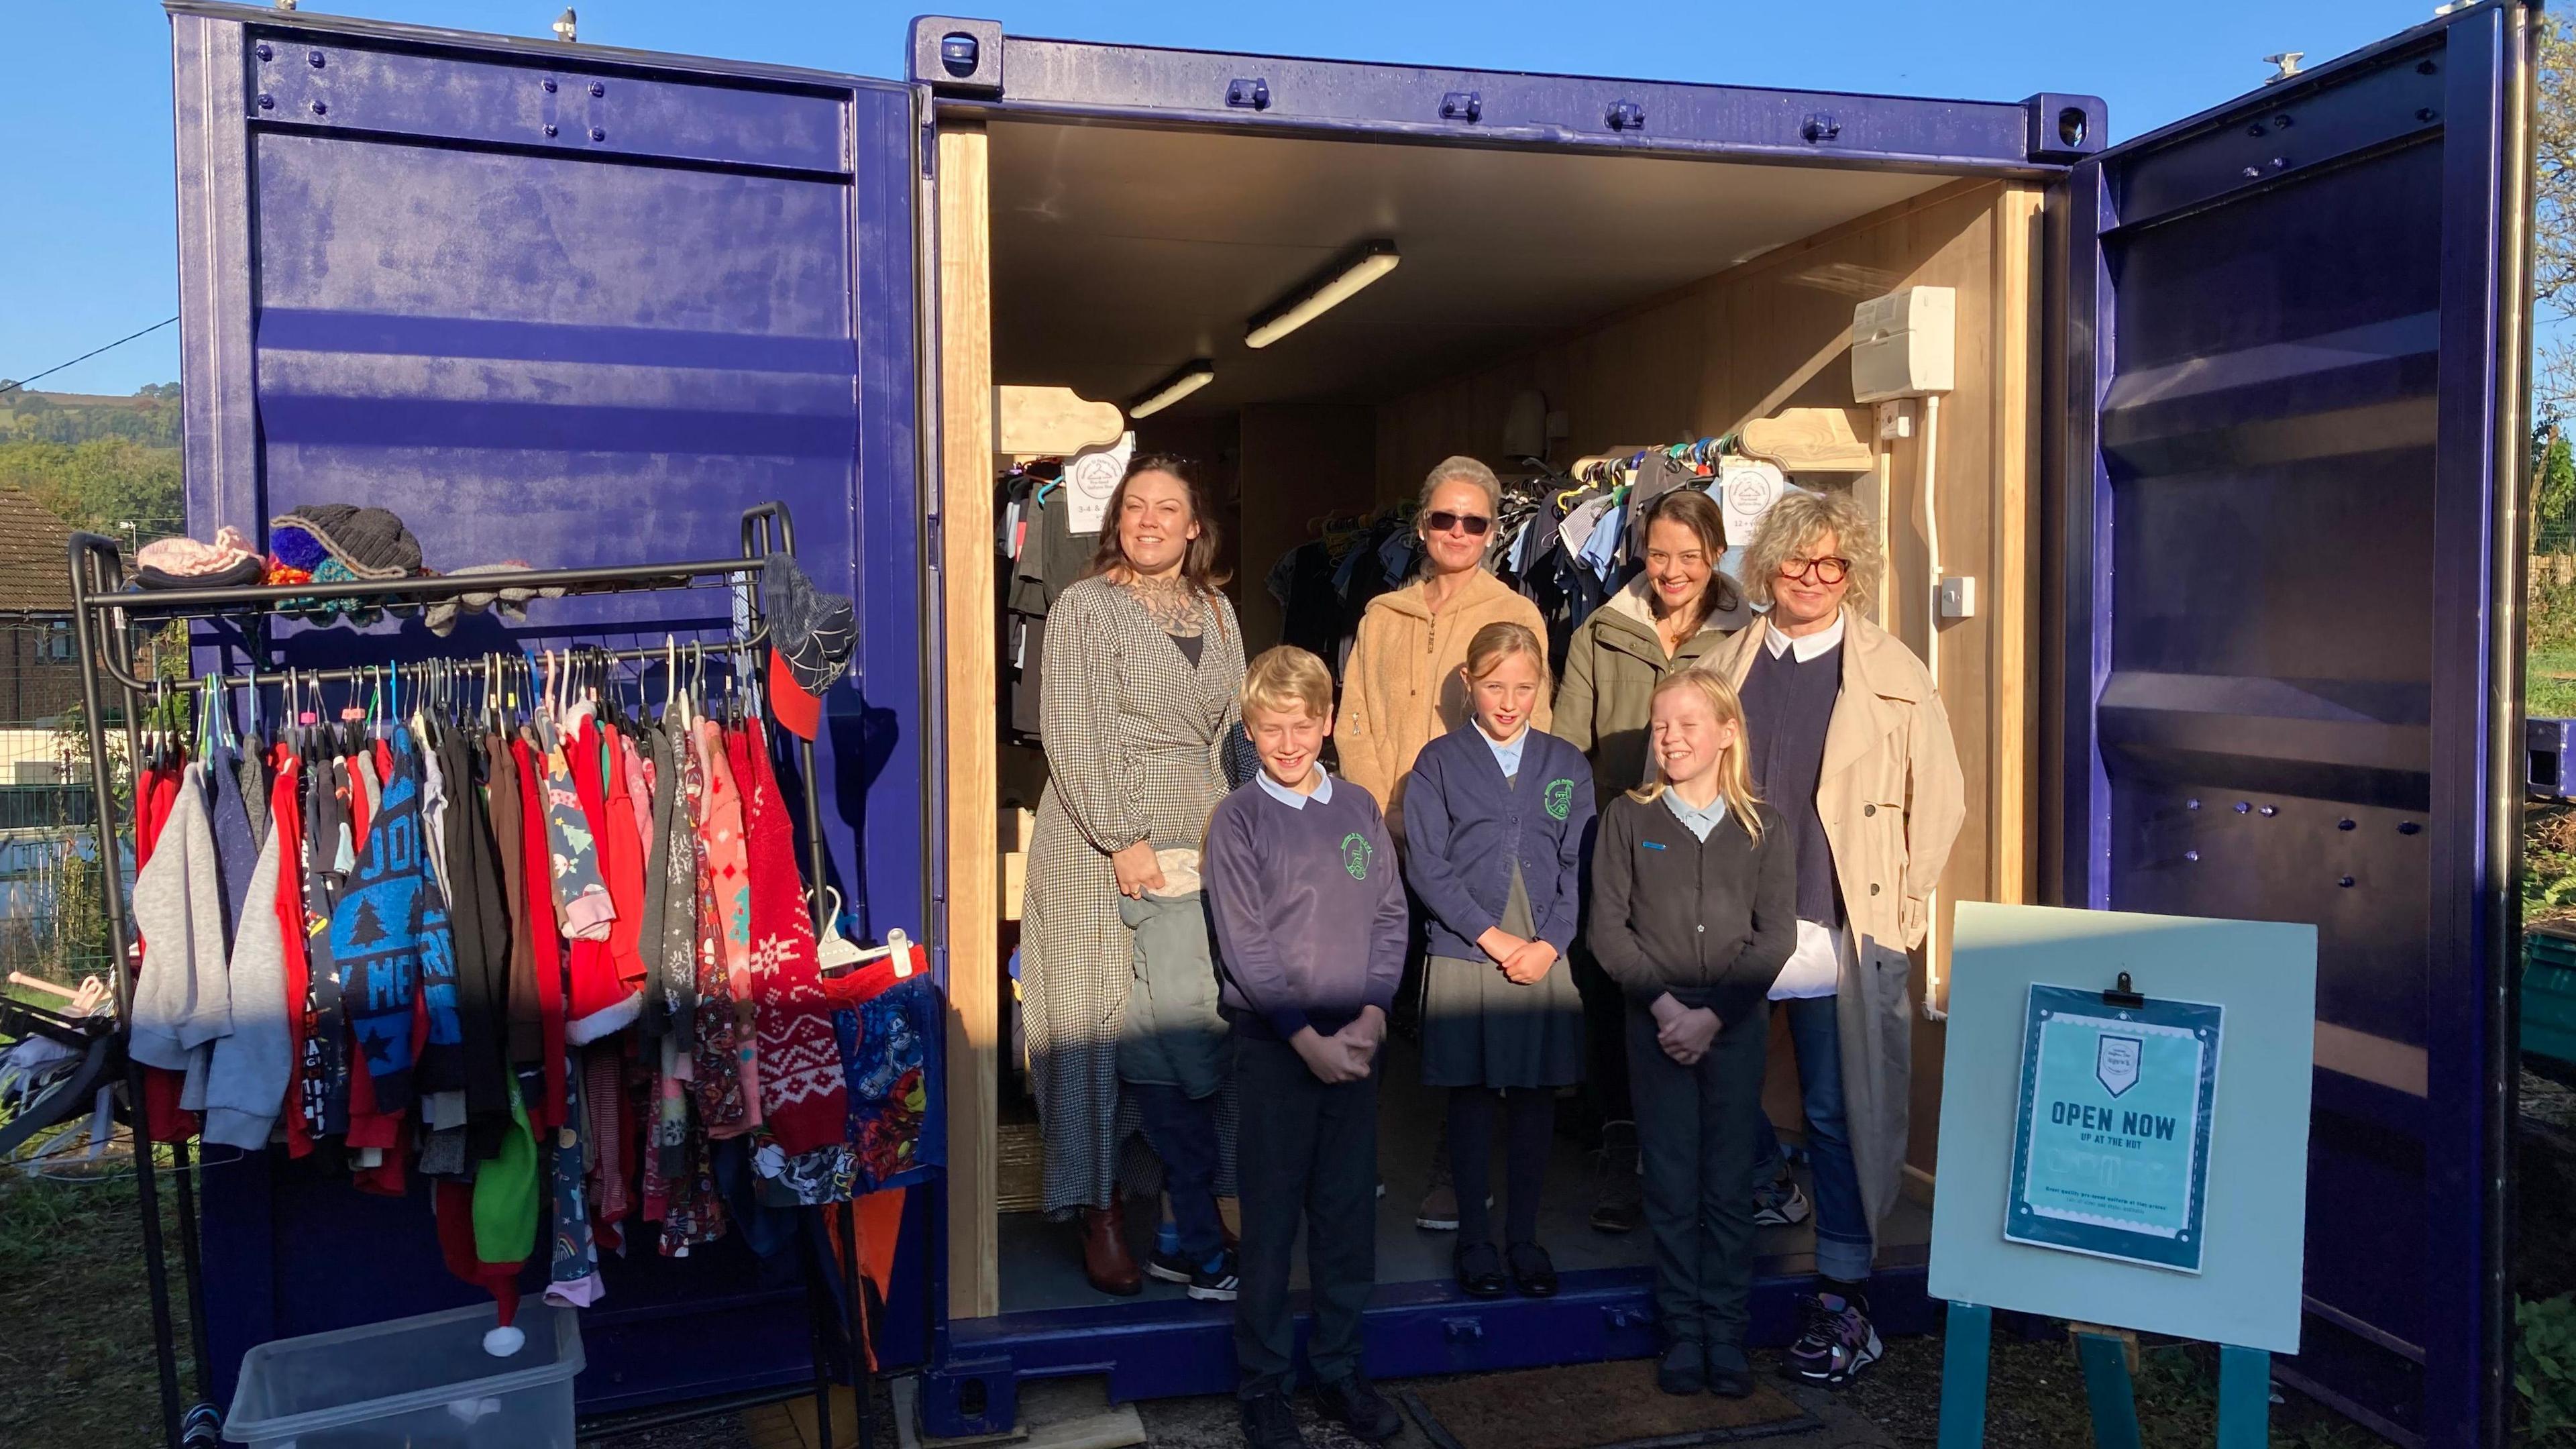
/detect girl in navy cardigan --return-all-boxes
[1401,622,1597,1299]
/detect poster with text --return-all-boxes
[2005,984,2222,1273]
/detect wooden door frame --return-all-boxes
[936,119,1002,1321]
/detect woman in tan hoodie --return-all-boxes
[1335,456,1551,833]
[1335,455,1549,1232]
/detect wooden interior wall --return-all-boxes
[1236,404,1379,652]
[938,122,1000,1321]
[1371,179,2041,1187]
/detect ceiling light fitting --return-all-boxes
[1244,241,1400,350]
[1128,360,1216,419]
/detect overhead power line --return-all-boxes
[1,317,181,398]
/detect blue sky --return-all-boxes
[5,0,2446,396]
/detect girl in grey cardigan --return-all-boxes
[1587,668,1794,1399]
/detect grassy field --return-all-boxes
[2536,647,2576,721]
[0,1154,181,1448]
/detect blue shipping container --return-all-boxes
[158,3,2532,1446]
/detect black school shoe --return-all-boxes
[1705,1342,1756,1399]
[1316,1374,1405,1443]
[1241,1393,1307,1449]
[1455,1240,1509,1298]
[1656,1340,1707,1396]
[1506,1241,1558,1297]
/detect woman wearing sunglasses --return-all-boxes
[1701,489,1964,1390]
[1334,455,1551,835]
[1335,455,1553,1233]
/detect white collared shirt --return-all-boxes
[1660,788,1729,842]
[1255,764,1332,810]
[1764,609,1847,663]
[1483,725,1529,777]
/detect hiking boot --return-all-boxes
[1240,1393,1307,1449]
[1591,1120,1643,1234]
[1316,1374,1404,1442]
[1753,1177,1811,1228]
[1787,1291,1884,1387]
[1655,1340,1707,1396]
[1417,1129,1470,1230]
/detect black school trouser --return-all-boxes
[1625,999,1770,1350]
[1234,1032,1379,1399]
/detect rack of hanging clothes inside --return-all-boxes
[1263,437,1770,675]
[56,502,938,1449]
[997,459,1095,746]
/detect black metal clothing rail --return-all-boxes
[60,502,870,1449]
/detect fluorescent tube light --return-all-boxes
[1244,241,1400,350]
[1128,360,1216,419]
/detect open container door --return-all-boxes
[2051,1,2531,1444]
[164,1,929,1415]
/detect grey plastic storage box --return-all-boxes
[222,1301,582,1448]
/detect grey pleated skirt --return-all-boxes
[1419,863,1586,1089]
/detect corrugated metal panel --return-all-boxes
[168,3,926,1415]
[2055,4,2531,1443]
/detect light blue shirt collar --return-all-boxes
[1662,787,1729,842]
[1482,724,1529,778]
[1256,765,1332,810]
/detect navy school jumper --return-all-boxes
[1399,720,1598,961]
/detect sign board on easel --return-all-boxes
[1928,904,2316,1449]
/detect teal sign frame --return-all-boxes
[2005,985,2222,1273]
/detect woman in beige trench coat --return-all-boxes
[1703,488,1964,1389]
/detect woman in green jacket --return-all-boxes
[1554,486,1752,1231]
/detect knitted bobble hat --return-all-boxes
[269,503,424,580]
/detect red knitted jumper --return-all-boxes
[729,725,845,1155]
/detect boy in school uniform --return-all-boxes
[1204,646,1411,1449]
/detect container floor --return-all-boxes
[996,1039,1932,1313]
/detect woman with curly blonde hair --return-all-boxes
[1704,488,1964,1389]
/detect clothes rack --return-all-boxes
[60,502,885,1449]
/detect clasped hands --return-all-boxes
[1649,992,1720,1065]
[1290,1005,1385,1085]
[1476,927,1558,985]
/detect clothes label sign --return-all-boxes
[2005,984,2222,1273]
[1063,431,1135,535]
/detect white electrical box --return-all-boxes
[1851,286,1956,403]
[1939,574,1978,619]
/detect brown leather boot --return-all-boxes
[1081,1201,1142,1296]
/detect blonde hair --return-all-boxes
[1242,645,1334,720]
[1626,667,1764,844]
[1417,455,1503,519]
[1741,488,1880,614]
[1461,621,1551,692]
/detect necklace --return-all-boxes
[1124,573,1202,635]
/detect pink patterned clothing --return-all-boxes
[693,718,761,1133]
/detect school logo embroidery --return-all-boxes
[1544,778,1575,821]
[1340,833,1373,881]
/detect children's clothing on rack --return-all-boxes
[105,643,941,1343]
